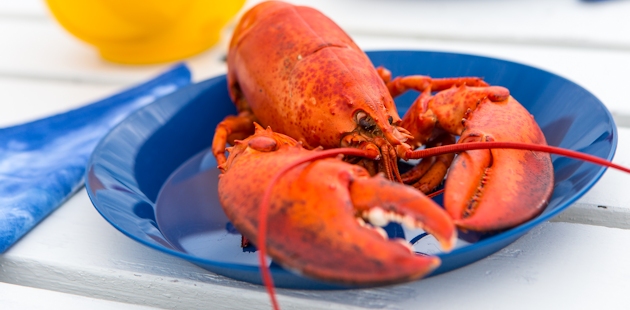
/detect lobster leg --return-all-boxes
[401,133,456,193]
[401,84,510,147]
[212,111,256,166]
[376,66,489,98]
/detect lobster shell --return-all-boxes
[227,1,407,151]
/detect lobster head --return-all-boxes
[226,0,412,181]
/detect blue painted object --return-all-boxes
[0,65,191,253]
[86,51,617,289]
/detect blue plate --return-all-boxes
[86,51,617,289]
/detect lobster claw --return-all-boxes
[444,96,554,232]
[218,127,456,286]
[268,171,455,286]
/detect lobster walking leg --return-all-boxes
[401,84,511,147]
[401,133,455,193]
[212,111,256,166]
[376,67,490,97]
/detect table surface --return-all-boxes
[2,0,630,309]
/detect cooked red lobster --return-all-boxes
[211,1,629,309]
[213,1,553,233]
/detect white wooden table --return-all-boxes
[2,0,630,309]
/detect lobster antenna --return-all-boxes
[406,141,630,174]
[257,148,378,310]
[427,188,445,198]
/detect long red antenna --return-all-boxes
[407,141,630,174]
[427,188,445,198]
[257,148,378,310]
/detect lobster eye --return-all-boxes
[248,136,277,152]
[359,118,375,131]
[355,111,367,123]
[388,116,393,124]
[355,110,376,131]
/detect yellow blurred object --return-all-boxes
[45,0,245,64]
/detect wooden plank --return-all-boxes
[0,77,121,128]
[281,0,630,50]
[0,18,228,85]
[0,282,160,310]
[0,0,46,17]
[6,0,630,53]
[1,188,629,309]
[2,18,630,125]
[391,221,630,310]
[554,126,630,228]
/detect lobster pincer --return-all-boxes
[400,84,554,232]
[218,125,456,285]
[442,96,554,232]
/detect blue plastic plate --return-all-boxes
[86,51,617,289]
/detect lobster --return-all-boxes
[212,0,550,232]
[211,1,630,309]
